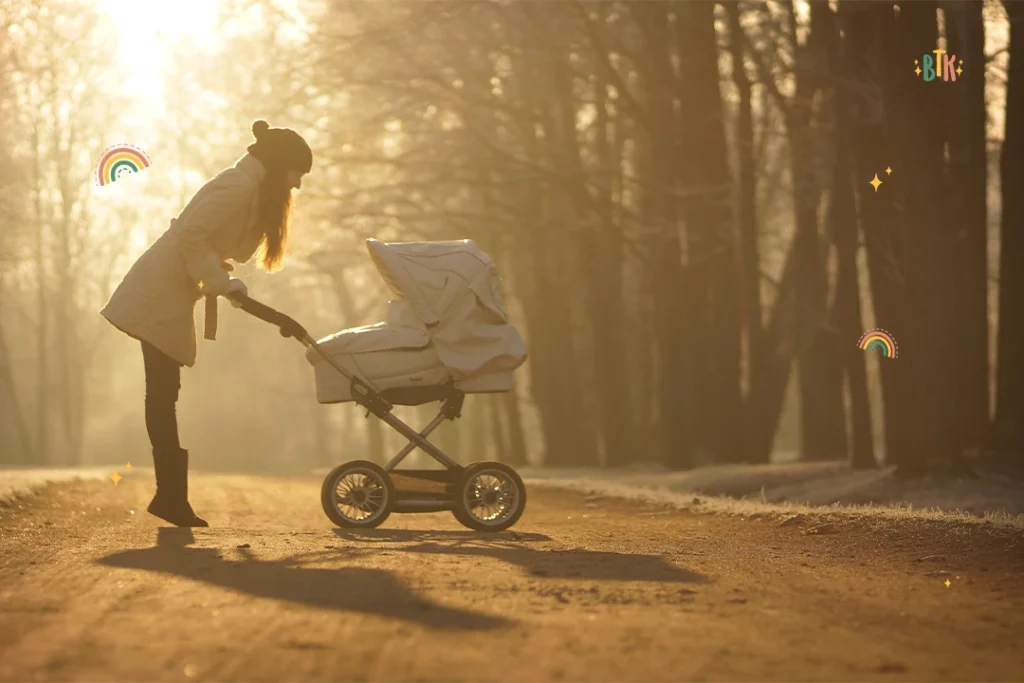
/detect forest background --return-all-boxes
[0,0,1021,480]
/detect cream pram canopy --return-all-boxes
[305,239,528,405]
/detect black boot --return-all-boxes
[148,448,208,527]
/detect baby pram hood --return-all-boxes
[305,239,528,381]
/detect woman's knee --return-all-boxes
[145,375,180,405]
[142,342,181,403]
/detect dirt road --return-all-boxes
[1,473,1022,682]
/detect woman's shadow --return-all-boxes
[97,528,508,631]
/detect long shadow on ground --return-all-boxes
[332,529,708,583]
[96,528,509,630]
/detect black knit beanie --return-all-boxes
[246,120,313,174]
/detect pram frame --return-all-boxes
[228,292,462,471]
[226,289,527,531]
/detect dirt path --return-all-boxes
[0,473,1022,682]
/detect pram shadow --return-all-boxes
[333,528,552,543]
[96,528,510,631]
[332,529,706,584]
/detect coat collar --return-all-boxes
[234,153,267,186]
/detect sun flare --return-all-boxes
[93,0,221,103]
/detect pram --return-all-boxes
[227,238,529,532]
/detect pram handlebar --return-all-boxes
[225,291,308,341]
[225,290,396,417]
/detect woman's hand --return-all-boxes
[226,278,248,308]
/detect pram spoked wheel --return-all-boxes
[452,462,527,532]
[320,460,396,528]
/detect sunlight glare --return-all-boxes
[93,0,221,104]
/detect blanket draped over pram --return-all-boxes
[305,239,528,401]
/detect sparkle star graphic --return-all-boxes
[110,471,122,486]
[885,167,892,175]
[125,462,132,469]
[914,59,921,77]
[870,174,883,192]
[956,60,963,77]
[945,579,951,588]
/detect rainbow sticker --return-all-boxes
[857,328,898,359]
[94,144,151,186]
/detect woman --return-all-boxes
[101,120,313,527]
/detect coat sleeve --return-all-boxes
[177,171,255,296]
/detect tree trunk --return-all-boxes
[515,230,595,466]
[839,0,914,468]
[993,0,1024,458]
[367,416,386,466]
[51,93,75,467]
[630,3,693,470]
[503,386,528,466]
[826,1,875,470]
[725,2,771,464]
[674,0,744,465]
[31,123,49,466]
[465,397,489,462]
[726,1,803,464]
[945,0,989,453]
[571,43,634,468]
[508,46,598,467]
[887,0,967,476]
[532,28,628,466]
[508,183,595,466]
[447,410,463,464]
[489,394,510,464]
[54,213,79,466]
[744,245,798,462]
[335,397,351,459]
[0,283,34,463]
[313,401,330,468]
[790,1,848,462]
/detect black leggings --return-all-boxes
[141,341,182,453]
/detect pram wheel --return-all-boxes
[452,462,527,532]
[321,460,395,528]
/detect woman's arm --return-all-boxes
[177,171,255,296]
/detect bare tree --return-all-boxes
[992,0,1024,464]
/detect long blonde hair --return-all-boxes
[246,119,311,270]
[255,171,292,272]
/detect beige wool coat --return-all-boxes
[101,154,268,367]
